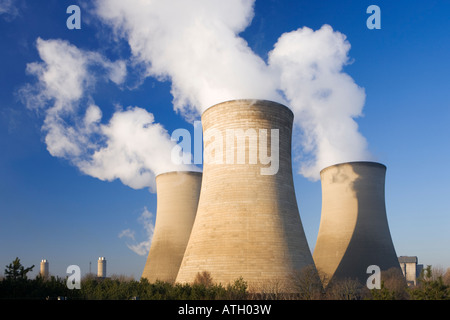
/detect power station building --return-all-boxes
[398,256,423,286]
[139,100,401,291]
[313,161,401,285]
[175,99,315,290]
[142,171,202,283]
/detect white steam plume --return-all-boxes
[94,0,372,180]
[23,0,373,186]
[21,38,196,191]
[268,25,373,179]
[94,0,282,119]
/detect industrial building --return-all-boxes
[175,99,315,290]
[40,259,49,279]
[142,171,202,283]
[398,256,423,286]
[313,161,401,285]
[33,100,407,292]
[138,99,404,292]
[97,257,107,278]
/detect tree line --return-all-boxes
[1,258,449,300]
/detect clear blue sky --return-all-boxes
[1,0,449,279]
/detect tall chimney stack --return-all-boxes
[97,257,106,278]
[40,259,49,279]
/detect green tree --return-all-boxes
[290,265,325,300]
[371,267,409,300]
[409,265,450,300]
[225,277,248,300]
[4,257,34,280]
[325,278,369,300]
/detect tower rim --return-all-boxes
[201,99,293,119]
[155,170,203,180]
[320,161,386,175]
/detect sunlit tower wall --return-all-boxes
[40,259,49,278]
[142,171,202,283]
[175,99,315,290]
[97,257,106,278]
[313,161,401,285]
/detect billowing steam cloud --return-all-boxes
[94,0,282,120]
[21,38,196,192]
[94,0,372,180]
[19,0,375,257]
[268,25,372,178]
[22,0,372,191]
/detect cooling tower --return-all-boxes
[175,99,315,290]
[313,161,400,285]
[40,259,49,278]
[98,257,106,278]
[141,171,202,283]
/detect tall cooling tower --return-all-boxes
[175,99,314,290]
[313,161,400,285]
[142,171,202,283]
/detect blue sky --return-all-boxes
[0,0,449,280]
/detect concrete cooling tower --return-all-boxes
[142,171,202,283]
[313,161,400,285]
[175,99,315,290]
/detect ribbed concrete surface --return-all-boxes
[313,161,400,285]
[175,99,314,290]
[142,171,202,283]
